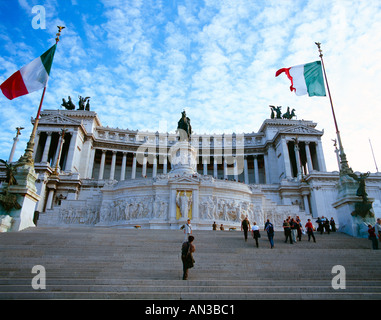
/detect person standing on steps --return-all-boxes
[283,218,293,244]
[241,216,250,242]
[374,218,381,243]
[184,219,192,242]
[181,235,196,280]
[368,224,379,250]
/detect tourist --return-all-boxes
[320,216,327,234]
[283,219,293,244]
[251,222,260,248]
[241,216,251,242]
[368,225,379,250]
[220,224,224,230]
[324,218,331,234]
[212,221,217,231]
[330,217,337,232]
[316,217,322,233]
[305,218,316,242]
[265,220,275,249]
[184,219,192,242]
[296,216,302,241]
[375,219,381,243]
[181,235,196,280]
[290,218,298,243]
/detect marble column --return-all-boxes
[254,155,259,184]
[305,142,313,173]
[244,157,249,185]
[192,189,199,220]
[41,132,52,163]
[65,131,78,172]
[316,140,327,172]
[87,148,95,179]
[203,157,208,175]
[213,157,218,179]
[142,156,147,177]
[233,158,238,181]
[9,135,20,163]
[223,158,228,179]
[163,156,168,174]
[152,154,157,178]
[264,153,270,184]
[99,150,106,180]
[120,152,127,181]
[131,153,137,179]
[110,151,117,180]
[46,188,55,210]
[169,189,177,221]
[281,138,292,178]
[294,144,302,179]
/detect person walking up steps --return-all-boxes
[241,216,250,242]
[305,219,316,243]
[265,219,274,249]
[251,222,260,248]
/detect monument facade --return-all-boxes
[1,108,381,232]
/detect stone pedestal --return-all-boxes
[0,164,40,232]
[333,174,376,238]
[333,195,375,238]
[168,141,197,176]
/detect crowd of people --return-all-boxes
[239,215,338,248]
[181,216,381,280]
[239,215,381,250]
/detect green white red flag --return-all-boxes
[0,44,56,100]
[276,61,326,97]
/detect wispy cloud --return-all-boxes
[0,0,380,173]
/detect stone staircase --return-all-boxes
[0,227,380,299]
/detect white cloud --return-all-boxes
[0,0,380,174]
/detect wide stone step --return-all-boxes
[0,227,380,300]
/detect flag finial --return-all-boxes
[56,26,65,44]
[315,42,323,58]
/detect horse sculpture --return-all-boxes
[282,107,296,120]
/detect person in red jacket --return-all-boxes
[305,219,316,242]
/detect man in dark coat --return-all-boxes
[181,235,195,280]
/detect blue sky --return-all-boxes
[0,0,380,173]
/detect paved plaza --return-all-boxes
[0,226,380,299]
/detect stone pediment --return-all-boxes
[38,114,82,126]
[280,125,323,136]
[168,174,200,186]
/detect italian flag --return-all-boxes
[275,61,326,97]
[0,44,56,100]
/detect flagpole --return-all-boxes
[18,26,64,166]
[315,42,351,174]
[369,138,379,173]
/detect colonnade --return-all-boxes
[281,138,326,179]
[33,129,326,185]
[88,149,269,184]
[34,130,77,172]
